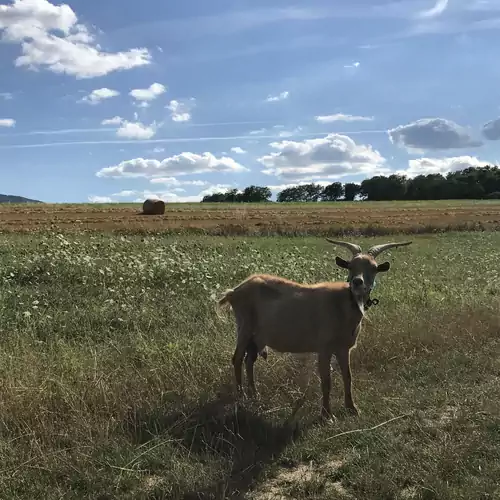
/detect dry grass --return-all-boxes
[0,231,499,498]
[0,199,499,235]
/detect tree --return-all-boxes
[344,183,361,201]
[321,182,344,201]
[240,185,272,202]
[202,165,500,203]
[302,183,324,202]
[361,174,407,201]
[277,186,303,202]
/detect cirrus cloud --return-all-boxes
[388,118,482,151]
[96,152,249,179]
[258,133,386,181]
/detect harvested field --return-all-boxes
[0,199,500,235]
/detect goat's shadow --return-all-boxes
[124,380,322,500]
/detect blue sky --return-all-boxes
[1,0,500,203]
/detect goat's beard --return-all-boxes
[349,285,369,316]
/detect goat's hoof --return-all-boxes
[346,405,360,416]
[320,407,334,422]
[247,388,259,398]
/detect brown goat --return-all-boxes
[217,239,412,418]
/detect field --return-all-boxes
[1,199,500,235]
[0,202,499,499]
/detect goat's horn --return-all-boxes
[367,241,412,258]
[325,239,362,256]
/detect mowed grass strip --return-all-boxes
[0,232,499,499]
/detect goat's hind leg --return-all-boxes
[232,342,246,396]
[232,310,254,397]
[244,339,259,397]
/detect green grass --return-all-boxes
[0,231,499,499]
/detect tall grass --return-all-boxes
[0,232,499,499]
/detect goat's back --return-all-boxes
[223,274,359,353]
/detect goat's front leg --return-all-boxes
[335,348,359,415]
[317,351,333,419]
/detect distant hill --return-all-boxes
[0,194,42,203]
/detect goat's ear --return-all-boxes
[335,256,350,269]
[377,261,390,273]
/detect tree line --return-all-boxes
[201,165,500,203]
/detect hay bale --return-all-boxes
[142,198,165,215]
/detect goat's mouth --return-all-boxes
[350,282,368,297]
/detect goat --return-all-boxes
[217,239,412,418]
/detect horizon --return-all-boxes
[2,0,500,203]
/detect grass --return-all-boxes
[0,231,499,499]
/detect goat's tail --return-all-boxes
[215,288,234,321]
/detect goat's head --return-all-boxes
[326,239,412,299]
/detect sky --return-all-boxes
[1,0,500,203]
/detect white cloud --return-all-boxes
[315,113,374,123]
[149,177,208,186]
[101,116,124,126]
[0,92,13,100]
[398,156,489,178]
[0,0,151,79]
[482,117,500,140]
[266,90,289,102]
[150,147,165,154]
[198,184,234,196]
[249,128,267,135]
[99,184,236,203]
[267,180,332,192]
[96,152,249,179]
[166,98,196,122]
[230,146,247,154]
[111,190,137,198]
[388,118,483,151]
[416,0,449,19]
[248,124,302,137]
[116,121,157,140]
[81,88,119,105]
[0,118,15,127]
[258,133,386,181]
[88,195,113,203]
[129,83,166,106]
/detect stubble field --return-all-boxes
[1,199,500,235]
[0,202,499,499]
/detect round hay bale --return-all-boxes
[142,198,165,215]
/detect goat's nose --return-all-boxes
[352,277,364,287]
